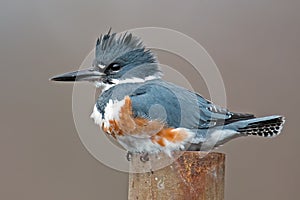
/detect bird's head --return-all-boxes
[51,29,162,89]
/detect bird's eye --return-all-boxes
[108,63,121,71]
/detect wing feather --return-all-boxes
[128,81,237,129]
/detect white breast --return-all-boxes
[90,99,125,129]
[90,105,103,125]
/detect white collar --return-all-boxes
[94,75,160,92]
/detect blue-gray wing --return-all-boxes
[128,81,235,130]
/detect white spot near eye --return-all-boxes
[97,64,106,69]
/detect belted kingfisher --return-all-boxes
[51,29,285,158]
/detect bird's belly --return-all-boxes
[111,127,196,155]
[116,135,163,153]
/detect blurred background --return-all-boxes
[0,0,299,199]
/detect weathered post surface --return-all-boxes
[128,151,225,200]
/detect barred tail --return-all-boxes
[237,115,285,137]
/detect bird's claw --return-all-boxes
[126,152,149,162]
[140,152,149,162]
[126,151,132,161]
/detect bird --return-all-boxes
[51,29,285,160]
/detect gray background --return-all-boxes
[0,0,299,199]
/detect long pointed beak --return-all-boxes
[50,68,105,82]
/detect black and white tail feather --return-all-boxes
[236,115,285,137]
[223,115,285,138]
[189,115,285,151]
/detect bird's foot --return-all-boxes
[126,151,133,161]
[140,152,149,162]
